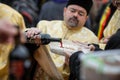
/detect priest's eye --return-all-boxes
[78,12,84,16]
[70,9,76,13]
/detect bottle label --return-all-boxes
[9,60,24,79]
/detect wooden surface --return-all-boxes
[34,45,64,80]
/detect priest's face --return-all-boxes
[63,5,88,29]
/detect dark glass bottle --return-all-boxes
[26,33,62,45]
[9,28,31,80]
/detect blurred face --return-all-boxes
[63,5,88,29]
[93,0,103,8]
[113,0,120,10]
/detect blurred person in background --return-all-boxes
[0,0,50,27]
[103,0,120,42]
[88,0,110,33]
[86,0,119,50]
[0,2,25,80]
[0,3,25,29]
[96,0,120,49]
[11,0,39,27]
[96,1,116,40]
[38,0,68,21]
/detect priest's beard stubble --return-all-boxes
[68,16,79,28]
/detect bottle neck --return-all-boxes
[48,37,62,42]
[25,33,62,45]
[41,34,62,45]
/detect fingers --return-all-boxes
[25,28,41,38]
[88,45,95,51]
[25,28,42,45]
[102,36,111,44]
[33,35,41,46]
[25,29,35,38]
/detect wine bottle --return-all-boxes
[9,27,31,80]
[26,33,62,45]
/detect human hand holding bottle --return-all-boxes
[25,28,42,45]
[25,28,62,45]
